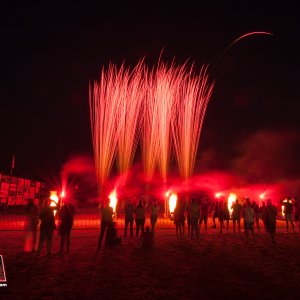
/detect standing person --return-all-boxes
[199,197,209,233]
[222,200,230,233]
[259,201,267,232]
[211,199,218,229]
[252,200,261,233]
[37,197,57,256]
[190,198,200,239]
[186,201,191,235]
[293,196,300,232]
[124,199,134,237]
[57,199,75,254]
[97,198,113,250]
[242,198,255,243]
[216,199,224,233]
[282,197,295,233]
[135,199,146,237]
[231,199,242,233]
[25,199,39,252]
[150,199,159,233]
[264,199,277,243]
[174,198,186,239]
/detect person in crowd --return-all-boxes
[282,197,295,233]
[186,201,191,235]
[264,199,277,243]
[57,199,75,254]
[293,196,300,233]
[174,198,186,239]
[37,196,57,256]
[214,200,223,232]
[231,199,242,233]
[150,199,159,233]
[251,200,261,233]
[199,197,209,233]
[259,201,267,232]
[242,197,255,243]
[138,226,154,250]
[189,197,200,239]
[211,200,218,229]
[97,198,113,250]
[222,200,230,233]
[135,199,146,237]
[25,198,39,252]
[105,222,122,247]
[124,199,134,237]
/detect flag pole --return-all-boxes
[10,155,15,177]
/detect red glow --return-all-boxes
[227,193,237,216]
[169,193,177,213]
[282,199,288,217]
[50,191,59,216]
[108,190,118,213]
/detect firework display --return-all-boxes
[89,60,214,189]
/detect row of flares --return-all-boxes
[89,60,214,188]
[49,189,288,217]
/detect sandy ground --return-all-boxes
[1,226,300,300]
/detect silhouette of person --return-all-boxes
[105,222,121,247]
[189,197,200,239]
[135,199,146,237]
[231,199,242,233]
[25,198,39,252]
[211,200,218,229]
[186,200,191,235]
[150,199,159,233]
[222,200,230,233]
[265,199,277,243]
[259,201,267,232]
[57,199,75,254]
[215,199,224,233]
[242,197,255,243]
[293,196,300,232]
[37,196,57,256]
[124,199,134,237]
[251,200,260,233]
[199,197,209,233]
[97,199,113,250]
[174,198,185,238]
[139,226,153,250]
[282,197,295,233]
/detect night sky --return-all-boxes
[1,3,299,185]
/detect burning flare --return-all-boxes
[169,193,178,213]
[109,190,118,213]
[227,193,237,217]
[50,191,59,216]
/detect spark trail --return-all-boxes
[89,64,126,188]
[172,65,214,181]
[117,62,145,178]
[150,62,184,182]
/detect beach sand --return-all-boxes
[1,226,300,299]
